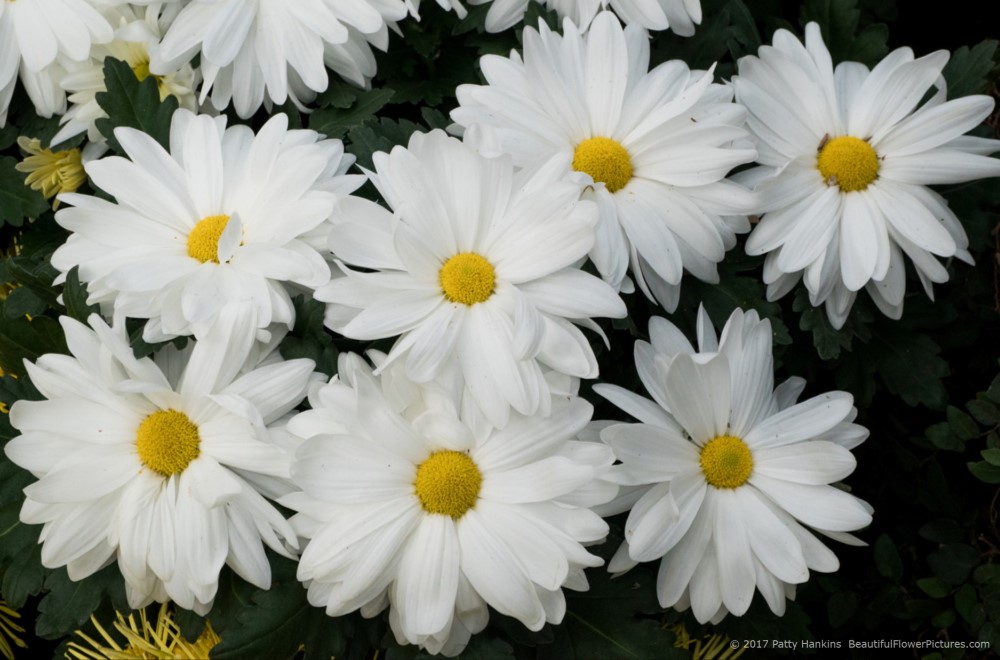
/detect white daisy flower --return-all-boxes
[316,129,626,428]
[154,0,411,118]
[51,3,198,148]
[3,306,315,614]
[50,108,364,343]
[596,307,872,622]
[282,354,614,656]
[0,0,114,125]
[734,23,1000,328]
[428,0,700,34]
[450,12,757,311]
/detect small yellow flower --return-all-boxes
[15,137,87,209]
[66,604,220,660]
[0,599,28,660]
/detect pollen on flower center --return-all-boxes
[439,253,496,305]
[572,137,634,193]
[135,409,201,477]
[817,135,880,192]
[187,214,231,264]
[414,450,482,518]
[699,435,753,489]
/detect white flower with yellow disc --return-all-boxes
[450,12,757,311]
[51,108,364,342]
[282,353,615,656]
[316,129,626,428]
[597,307,872,623]
[4,306,314,614]
[734,23,1000,328]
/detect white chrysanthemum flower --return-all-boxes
[4,307,314,614]
[51,3,198,148]
[51,108,365,343]
[450,0,701,34]
[282,353,614,656]
[154,0,411,118]
[734,23,1000,328]
[595,307,872,623]
[316,129,626,427]
[451,13,757,311]
[0,0,114,124]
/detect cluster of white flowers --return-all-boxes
[3,1,999,656]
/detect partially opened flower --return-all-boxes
[317,129,626,427]
[51,3,198,148]
[451,13,757,310]
[734,23,1000,328]
[596,308,871,622]
[4,307,314,614]
[51,108,363,342]
[155,0,412,118]
[283,354,614,656]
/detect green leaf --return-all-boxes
[210,557,351,660]
[61,266,100,322]
[684,275,791,346]
[968,461,1000,484]
[2,286,47,320]
[926,422,963,452]
[941,40,999,98]
[1,542,46,609]
[867,331,949,409]
[800,0,888,66]
[968,399,1000,426]
[278,296,338,377]
[919,519,963,544]
[917,577,951,599]
[947,406,980,441]
[0,156,50,227]
[874,534,903,581]
[0,314,68,376]
[827,591,857,627]
[927,544,980,586]
[955,584,981,625]
[931,609,957,629]
[794,288,871,360]
[309,88,396,140]
[36,564,128,639]
[982,448,1000,466]
[973,565,1000,585]
[346,117,425,170]
[537,545,680,660]
[95,57,179,153]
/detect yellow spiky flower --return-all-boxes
[0,600,27,660]
[672,622,746,660]
[15,137,87,209]
[65,604,220,660]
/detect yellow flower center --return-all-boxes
[699,435,753,489]
[414,451,482,518]
[439,253,496,305]
[572,137,634,193]
[135,410,201,477]
[817,136,880,192]
[132,60,152,83]
[187,214,231,264]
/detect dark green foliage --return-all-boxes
[0,156,49,227]
[95,57,179,153]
